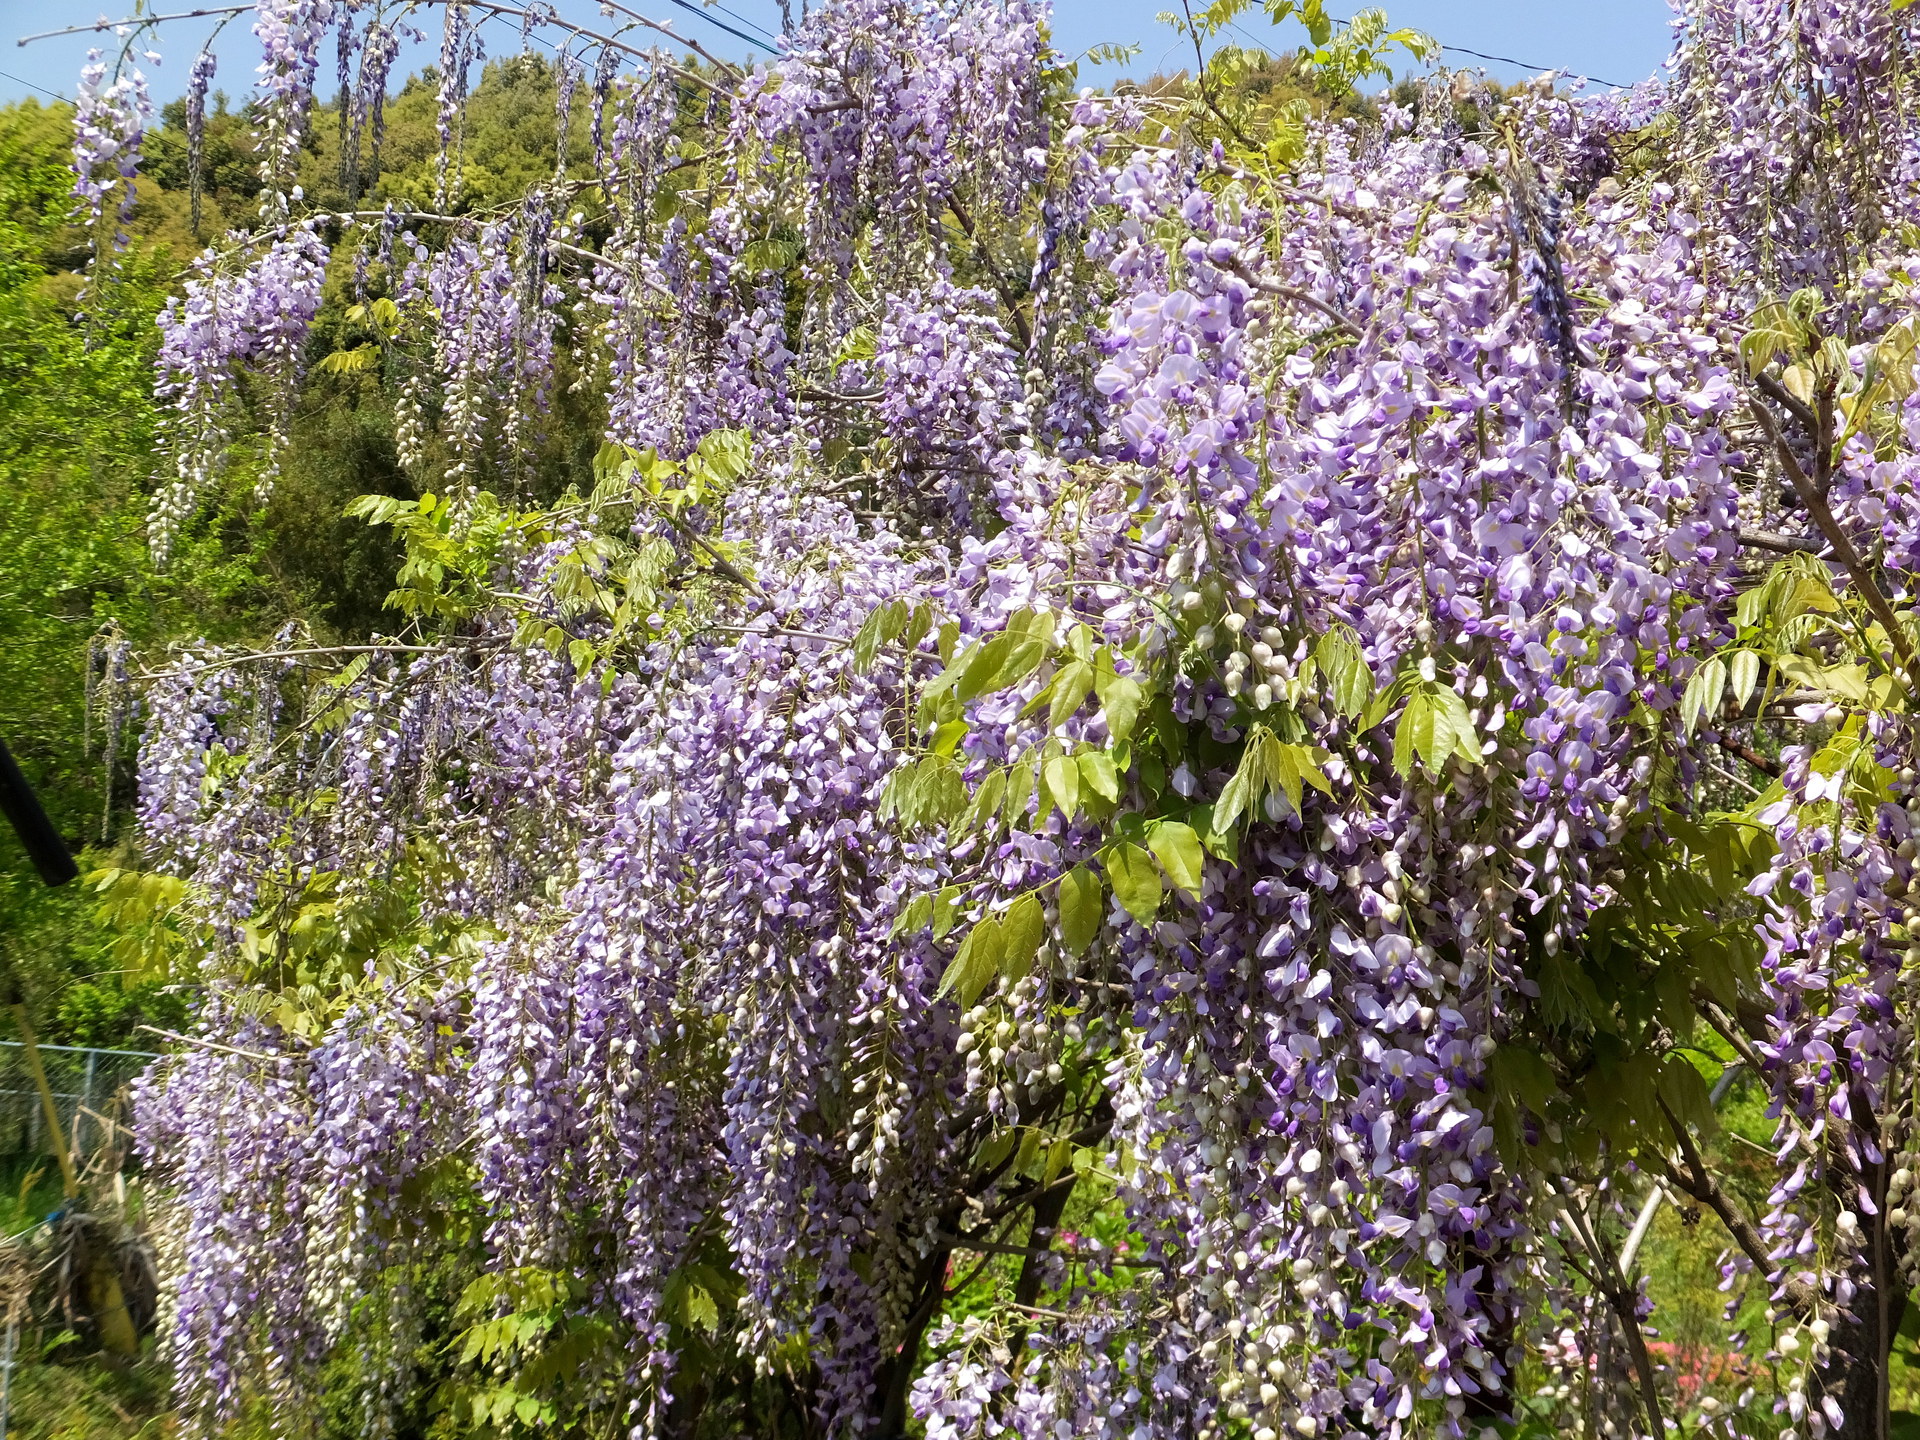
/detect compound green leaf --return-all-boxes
[1313,624,1374,719]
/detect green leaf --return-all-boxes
[885,757,968,831]
[1003,761,1035,827]
[1396,683,1477,774]
[1682,657,1727,733]
[1313,625,1373,719]
[931,885,963,940]
[1147,821,1205,899]
[1047,660,1096,730]
[1361,674,1408,731]
[695,428,751,481]
[939,917,1003,1005]
[1093,668,1146,743]
[1001,893,1046,978]
[1271,742,1333,812]
[1078,750,1120,805]
[684,1283,719,1334]
[889,893,933,939]
[741,237,800,274]
[1057,866,1102,955]
[1728,649,1761,710]
[1214,727,1275,832]
[954,634,1010,701]
[1104,841,1164,923]
[316,344,379,375]
[1658,1054,1719,1139]
[1393,688,1432,776]
[930,719,968,758]
[1741,296,1811,375]
[1043,754,1081,819]
[1490,1047,1559,1117]
[1428,685,1479,768]
[961,768,1007,835]
[851,599,905,672]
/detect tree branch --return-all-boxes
[1654,1093,1816,1313]
[945,195,1033,352]
[1224,259,1360,338]
[1739,528,1821,555]
[1718,734,1784,778]
[1747,393,1920,690]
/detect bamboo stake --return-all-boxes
[10,1007,77,1202]
[8,1007,136,1356]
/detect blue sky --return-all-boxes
[0,0,1678,111]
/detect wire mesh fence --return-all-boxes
[0,1041,154,1163]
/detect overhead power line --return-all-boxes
[1434,40,1636,92]
[1220,12,1643,92]
[671,0,776,43]
[0,66,66,100]
[667,0,779,54]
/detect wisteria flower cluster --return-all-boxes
[71,48,150,243]
[71,0,1920,1435]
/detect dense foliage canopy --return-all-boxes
[46,0,1920,1436]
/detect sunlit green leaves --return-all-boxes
[1728,648,1762,710]
[1093,662,1146,741]
[938,913,1003,1004]
[880,755,968,832]
[1078,749,1119,805]
[1391,681,1480,777]
[1681,655,1728,733]
[1740,287,1826,375]
[851,597,935,672]
[1213,726,1333,831]
[1312,623,1373,719]
[1000,893,1046,980]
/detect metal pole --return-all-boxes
[78,1049,96,1161]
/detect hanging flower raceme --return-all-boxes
[151,225,329,561]
[71,51,151,243]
